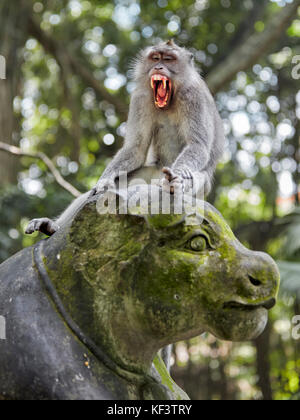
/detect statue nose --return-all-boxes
[237,249,280,301]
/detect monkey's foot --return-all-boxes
[25,218,59,236]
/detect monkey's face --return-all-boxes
[148,51,176,109]
[133,41,196,110]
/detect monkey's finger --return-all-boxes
[169,178,184,195]
[25,219,44,235]
[25,220,36,235]
[89,187,98,198]
[162,167,177,182]
[161,178,173,194]
[161,177,183,195]
[162,167,173,181]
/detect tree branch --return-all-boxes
[211,0,269,71]
[206,0,300,94]
[28,17,128,121]
[0,141,81,198]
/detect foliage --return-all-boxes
[1,0,300,400]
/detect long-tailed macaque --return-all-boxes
[26,40,224,236]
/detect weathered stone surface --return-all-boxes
[0,186,280,400]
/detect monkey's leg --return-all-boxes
[25,192,91,236]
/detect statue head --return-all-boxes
[44,186,280,371]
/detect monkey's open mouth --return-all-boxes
[151,74,172,109]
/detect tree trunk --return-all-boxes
[254,322,273,400]
[0,1,29,185]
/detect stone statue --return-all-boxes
[0,186,280,400]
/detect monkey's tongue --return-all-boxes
[157,81,167,98]
[151,75,170,108]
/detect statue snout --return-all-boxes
[231,246,280,308]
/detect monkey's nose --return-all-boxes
[154,66,164,71]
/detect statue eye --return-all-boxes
[189,236,208,252]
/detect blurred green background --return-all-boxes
[1,0,300,400]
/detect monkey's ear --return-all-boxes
[189,52,194,63]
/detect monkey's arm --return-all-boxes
[95,94,152,193]
[166,83,224,196]
[169,142,211,195]
[98,142,148,185]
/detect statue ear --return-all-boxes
[126,184,186,228]
[144,213,185,229]
[94,184,206,230]
[94,184,186,227]
[94,185,152,217]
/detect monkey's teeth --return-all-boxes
[152,74,168,81]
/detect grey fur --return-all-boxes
[26,41,224,235]
[97,40,224,195]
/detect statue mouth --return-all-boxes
[223,298,276,311]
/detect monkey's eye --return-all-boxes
[187,236,208,252]
[163,55,176,61]
[151,54,160,61]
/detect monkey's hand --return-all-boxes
[162,167,210,196]
[90,178,116,197]
[25,218,59,236]
[161,167,185,195]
